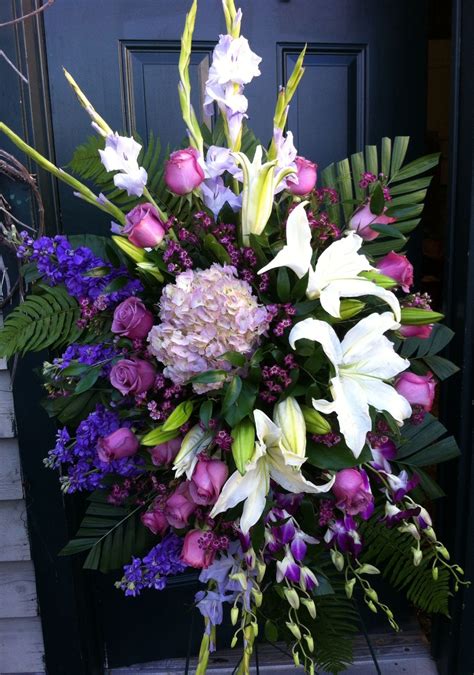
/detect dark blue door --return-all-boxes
[18,0,429,669]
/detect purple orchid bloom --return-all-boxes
[382,470,420,502]
[324,516,363,557]
[276,547,301,584]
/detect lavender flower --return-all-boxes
[99,133,148,197]
[55,342,118,375]
[116,534,187,596]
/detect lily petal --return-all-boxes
[317,278,401,320]
[289,318,343,367]
[258,202,312,278]
[269,450,335,494]
[351,375,412,424]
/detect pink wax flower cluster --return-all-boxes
[164,148,205,195]
[148,263,270,392]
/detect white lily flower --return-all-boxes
[289,312,412,457]
[258,203,401,320]
[210,404,335,534]
[173,425,212,478]
[235,146,295,245]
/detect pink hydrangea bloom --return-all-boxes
[148,264,270,392]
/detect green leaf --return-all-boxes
[389,176,433,195]
[224,380,258,427]
[189,370,227,385]
[381,137,392,177]
[277,267,291,303]
[199,400,213,428]
[396,413,460,466]
[0,285,82,357]
[390,136,410,178]
[220,351,246,367]
[321,163,341,226]
[307,440,372,470]
[385,204,424,220]
[400,323,454,358]
[350,152,365,201]
[74,366,101,394]
[337,158,353,221]
[370,223,406,240]
[203,233,231,264]
[141,426,180,447]
[369,182,385,216]
[222,376,242,413]
[41,389,99,424]
[264,620,279,643]
[421,355,459,380]
[390,153,441,182]
[162,401,193,431]
[231,418,255,475]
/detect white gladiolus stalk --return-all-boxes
[210,402,334,533]
[235,146,295,245]
[259,202,401,320]
[289,312,412,457]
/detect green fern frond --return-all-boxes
[360,513,451,616]
[0,285,82,357]
[60,490,152,573]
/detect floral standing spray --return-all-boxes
[0,1,468,672]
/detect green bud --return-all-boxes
[309,663,315,675]
[432,567,439,581]
[251,622,259,638]
[111,235,147,263]
[437,545,450,561]
[229,571,248,590]
[330,549,345,571]
[301,405,332,434]
[231,607,239,625]
[302,598,317,619]
[284,587,300,610]
[365,588,379,602]
[356,564,380,575]
[455,582,459,592]
[256,560,266,582]
[293,651,301,667]
[286,621,302,641]
[359,270,398,289]
[231,635,238,648]
[412,547,423,567]
[367,600,378,613]
[252,589,263,607]
[453,565,465,575]
[136,261,164,282]
[400,307,444,325]
[385,609,394,620]
[304,634,315,653]
[345,578,356,599]
[425,526,437,542]
[339,298,366,319]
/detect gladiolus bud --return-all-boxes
[345,578,356,599]
[330,549,345,571]
[286,621,302,641]
[412,547,423,567]
[284,587,300,609]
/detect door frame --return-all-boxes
[4,0,473,673]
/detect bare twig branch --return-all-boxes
[0,50,29,83]
[0,0,55,28]
[0,150,45,237]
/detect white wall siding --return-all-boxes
[0,341,45,673]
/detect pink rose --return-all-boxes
[165,481,196,529]
[399,324,433,339]
[164,147,204,195]
[97,428,139,462]
[111,297,154,340]
[395,371,436,411]
[376,251,414,292]
[188,458,229,506]
[141,506,168,536]
[123,203,165,248]
[287,156,318,196]
[148,438,182,466]
[348,203,397,241]
[181,529,216,569]
[333,468,374,519]
[110,357,156,396]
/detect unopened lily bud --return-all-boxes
[304,634,314,653]
[365,588,379,602]
[284,587,300,609]
[252,589,263,607]
[412,547,423,567]
[274,397,307,464]
[432,567,439,581]
[356,564,380,575]
[301,405,332,434]
[330,549,345,571]
[339,298,367,319]
[367,600,378,613]
[345,578,356,599]
[231,606,239,625]
[302,598,316,619]
[286,621,302,641]
[437,545,450,561]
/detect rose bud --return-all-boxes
[287,156,318,196]
[165,481,196,529]
[164,147,204,195]
[181,529,216,569]
[395,371,436,411]
[123,203,165,248]
[188,457,229,506]
[111,297,154,340]
[148,437,182,466]
[333,468,374,519]
[141,507,168,536]
[97,427,139,462]
[399,324,433,339]
[348,203,396,241]
[376,251,414,292]
[110,357,156,396]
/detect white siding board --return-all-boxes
[0,438,23,500]
[0,561,38,618]
[0,500,31,562]
[0,617,45,673]
[0,370,15,438]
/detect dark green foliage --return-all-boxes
[397,413,460,469]
[60,490,152,573]
[360,515,451,615]
[399,323,459,381]
[0,285,82,357]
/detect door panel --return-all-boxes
[40,0,428,667]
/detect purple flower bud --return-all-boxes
[333,468,374,519]
[97,427,139,462]
[188,457,229,506]
[111,297,154,339]
[164,148,205,195]
[376,251,414,292]
[110,357,156,396]
[395,371,436,412]
[124,203,165,248]
[287,156,318,196]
